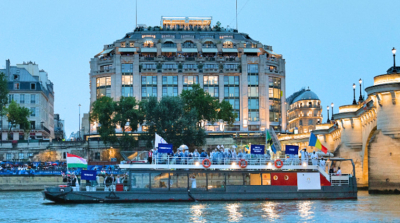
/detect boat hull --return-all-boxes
[43,186,357,203]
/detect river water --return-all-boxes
[0,191,399,222]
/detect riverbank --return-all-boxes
[0,176,107,191]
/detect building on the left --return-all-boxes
[0,60,54,141]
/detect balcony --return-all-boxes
[203,68,219,73]
[140,57,155,61]
[183,68,198,73]
[95,68,116,74]
[162,68,178,73]
[98,56,113,64]
[202,44,217,48]
[141,67,157,73]
[162,43,177,48]
[223,68,240,73]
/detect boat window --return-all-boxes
[244,173,261,186]
[151,173,169,189]
[208,173,225,190]
[190,173,206,190]
[131,173,150,189]
[170,173,188,189]
[262,173,271,185]
[226,173,243,185]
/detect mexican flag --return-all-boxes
[67,153,87,168]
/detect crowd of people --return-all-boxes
[149,145,339,172]
[0,162,67,175]
[62,172,129,192]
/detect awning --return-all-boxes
[222,48,238,53]
[162,48,177,53]
[141,48,157,53]
[202,48,218,53]
[244,48,260,53]
[119,48,136,53]
[101,48,114,55]
[182,48,198,53]
[266,50,278,55]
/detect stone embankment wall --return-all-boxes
[0,176,106,191]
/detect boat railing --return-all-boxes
[330,174,350,186]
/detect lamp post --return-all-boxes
[392,47,397,72]
[78,104,81,140]
[326,106,330,123]
[352,83,357,105]
[358,79,364,102]
[331,103,334,120]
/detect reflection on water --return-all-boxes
[191,204,206,223]
[297,201,314,221]
[225,203,242,222]
[262,202,279,221]
[0,191,399,222]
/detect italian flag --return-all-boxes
[67,153,87,168]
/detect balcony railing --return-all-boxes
[162,43,177,48]
[202,44,217,48]
[182,45,197,48]
[97,68,116,74]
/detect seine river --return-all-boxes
[0,191,399,222]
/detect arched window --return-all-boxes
[300,103,303,108]
[182,41,195,48]
[143,40,154,48]
[223,41,233,48]
[299,120,303,126]
[203,41,216,48]
[308,102,312,108]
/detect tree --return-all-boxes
[181,84,220,124]
[113,97,144,149]
[181,84,238,125]
[218,100,238,125]
[6,101,31,138]
[91,96,144,150]
[142,96,206,148]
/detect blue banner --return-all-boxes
[158,143,173,153]
[285,145,299,155]
[251,145,265,154]
[81,170,97,181]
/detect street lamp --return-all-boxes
[78,104,81,140]
[326,106,330,123]
[358,79,364,103]
[352,83,357,105]
[392,47,396,70]
[331,103,334,120]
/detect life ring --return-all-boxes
[274,159,283,168]
[239,159,248,168]
[202,159,211,168]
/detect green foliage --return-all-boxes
[218,100,238,125]
[181,84,220,124]
[0,72,8,117]
[6,100,30,134]
[142,96,206,148]
[91,96,144,150]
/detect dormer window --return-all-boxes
[129,42,134,47]
[30,83,36,90]
[120,42,126,47]
[13,75,19,80]
[14,83,20,90]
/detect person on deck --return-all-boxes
[311,151,318,165]
[320,158,326,168]
[300,149,308,163]
[193,149,200,162]
[336,167,342,176]
[237,149,244,160]
[104,174,112,191]
[200,149,208,159]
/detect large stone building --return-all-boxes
[0,60,54,141]
[88,16,287,139]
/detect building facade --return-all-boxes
[89,16,287,135]
[286,88,322,134]
[54,114,65,140]
[0,60,54,141]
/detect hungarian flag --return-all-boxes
[308,132,328,154]
[66,153,87,168]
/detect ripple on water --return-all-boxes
[0,191,399,222]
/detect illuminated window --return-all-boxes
[143,40,154,48]
[220,35,233,39]
[142,35,155,38]
[223,41,234,48]
[96,77,111,98]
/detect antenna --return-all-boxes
[136,0,138,28]
[236,0,238,30]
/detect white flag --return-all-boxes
[155,133,167,148]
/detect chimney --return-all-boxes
[6,59,10,77]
